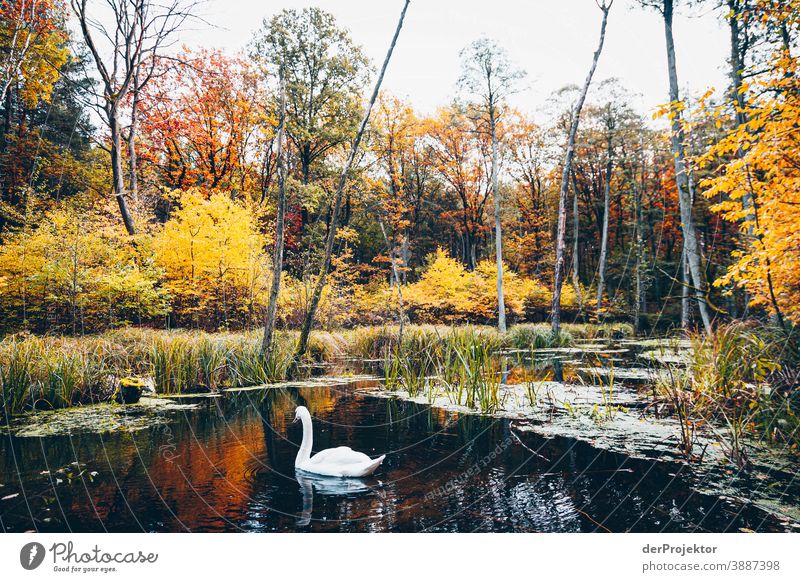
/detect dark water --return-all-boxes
[0,379,794,533]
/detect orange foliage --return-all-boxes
[139,49,266,194]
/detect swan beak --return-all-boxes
[292,415,299,423]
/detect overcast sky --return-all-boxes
[180,0,729,119]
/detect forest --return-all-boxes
[0,0,799,534]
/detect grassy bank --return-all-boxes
[0,323,634,416]
[656,322,800,466]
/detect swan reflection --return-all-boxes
[296,470,378,526]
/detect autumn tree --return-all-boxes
[155,189,269,329]
[458,38,525,332]
[1,0,67,104]
[0,199,167,333]
[427,106,492,270]
[698,0,800,324]
[250,7,369,187]
[71,0,198,235]
[639,0,712,333]
[138,49,264,195]
[552,0,612,333]
[504,114,555,281]
[292,0,409,369]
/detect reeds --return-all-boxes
[654,321,796,468]
[1,321,611,417]
[506,324,572,350]
[0,335,116,415]
[379,327,503,413]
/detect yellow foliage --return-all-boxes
[0,201,167,332]
[402,248,558,323]
[698,54,800,323]
[154,190,270,327]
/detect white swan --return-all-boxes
[293,406,386,477]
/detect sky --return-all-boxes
[179,0,730,119]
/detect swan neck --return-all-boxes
[296,413,313,465]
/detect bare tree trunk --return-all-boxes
[128,70,141,202]
[681,247,690,327]
[261,72,288,362]
[552,1,612,334]
[634,134,645,334]
[71,0,196,236]
[110,106,137,235]
[571,170,583,313]
[292,0,410,371]
[491,109,506,333]
[596,123,613,313]
[379,221,406,342]
[661,0,712,335]
[572,172,583,313]
[0,0,37,105]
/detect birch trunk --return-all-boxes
[128,70,141,202]
[379,221,406,342]
[596,125,613,313]
[662,0,711,335]
[634,134,645,333]
[261,72,288,361]
[552,1,612,334]
[491,108,507,333]
[571,170,583,313]
[292,0,410,370]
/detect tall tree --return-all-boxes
[643,0,713,333]
[261,71,288,361]
[292,0,410,371]
[70,0,196,235]
[458,38,525,333]
[138,49,262,193]
[595,102,615,313]
[1,0,65,104]
[427,106,491,270]
[551,0,613,334]
[250,7,369,186]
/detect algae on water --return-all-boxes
[0,397,199,437]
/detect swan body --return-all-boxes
[293,406,385,477]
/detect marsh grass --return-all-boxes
[1,322,612,417]
[379,327,504,413]
[652,322,800,467]
[506,324,573,350]
[655,365,699,460]
[0,336,116,415]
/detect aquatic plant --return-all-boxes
[0,336,114,415]
[562,322,634,340]
[655,366,699,460]
[689,322,781,468]
[507,323,572,350]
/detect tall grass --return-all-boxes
[1,322,613,417]
[380,327,503,413]
[506,324,573,350]
[655,321,798,467]
[0,336,116,416]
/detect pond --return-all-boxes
[1,363,798,532]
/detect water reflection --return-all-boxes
[1,377,796,533]
[295,470,376,527]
